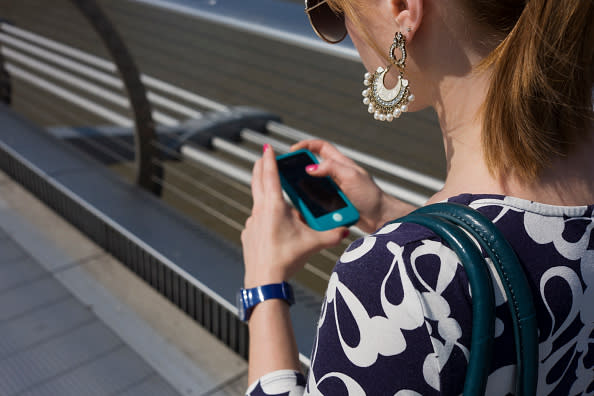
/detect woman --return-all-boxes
[240,0,594,394]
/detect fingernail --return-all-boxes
[305,164,318,172]
[263,144,270,153]
[341,229,350,239]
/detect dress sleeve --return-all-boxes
[245,369,306,396]
[303,223,472,395]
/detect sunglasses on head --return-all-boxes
[304,0,347,44]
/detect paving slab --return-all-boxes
[19,347,154,396]
[209,372,251,396]
[0,170,10,185]
[80,253,248,390]
[0,177,103,271]
[0,321,122,395]
[0,256,47,293]
[0,168,248,395]
[119,374,182,396]
[0,238,28,263]
[0,298,94,359]
[0,277,70,322]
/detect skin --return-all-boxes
[242,0,594,386]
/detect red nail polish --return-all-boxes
[263,144,270,153]
[306,164,318,172]
[342,229,350,239]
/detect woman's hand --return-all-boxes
[241,144,349,289]
[291,139,416,233]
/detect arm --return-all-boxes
[247,300,299,384]
[241,144,348,387]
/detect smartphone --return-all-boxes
[276,149,359,231]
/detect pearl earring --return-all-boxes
[361,32,415,122]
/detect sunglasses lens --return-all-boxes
[307,0,346,43]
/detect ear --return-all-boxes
[389,0,423,40]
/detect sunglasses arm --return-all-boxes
[304,0,329,13]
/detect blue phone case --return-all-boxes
[276,149,359,231]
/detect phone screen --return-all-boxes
[277,153,347,218]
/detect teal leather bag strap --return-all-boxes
[395,202,538,395]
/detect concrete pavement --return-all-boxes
[0,169,248,396]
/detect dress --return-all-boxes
[246,194,594,395]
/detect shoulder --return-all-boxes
[309,210,469,393]
[333,217,463,297]
[332,192,520,291]
[331,218,445,317]
[335,193,515,275]
[331,218,468,339]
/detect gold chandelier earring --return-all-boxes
[362,32,415,122]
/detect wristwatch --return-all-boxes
[236,281,295,322]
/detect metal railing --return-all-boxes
[69,0,161,193]
[0,9,446,282]
[0,0,445,364]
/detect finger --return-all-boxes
[308,227,350,250]
[291,139,336,158]
[297,210,306,224]
[241,216,251,242]
[290,139,317,152]
[291,139,354,166]
[305,157,358,186]
[261,144,284,200]
[289,207,307,225]
[251,158,264,207]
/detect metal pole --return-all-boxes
[0,38,11,105]
[69,0,162,194]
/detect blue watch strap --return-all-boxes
[238,282,295,322]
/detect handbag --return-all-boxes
[393,202,538,396]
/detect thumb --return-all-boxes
[313,227,350,250]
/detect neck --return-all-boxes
[428,68,497,202]
[427,69,594,206]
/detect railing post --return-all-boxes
[69,0,163,194]
[0,43,10,105]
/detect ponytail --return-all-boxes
[472,0,594,180]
